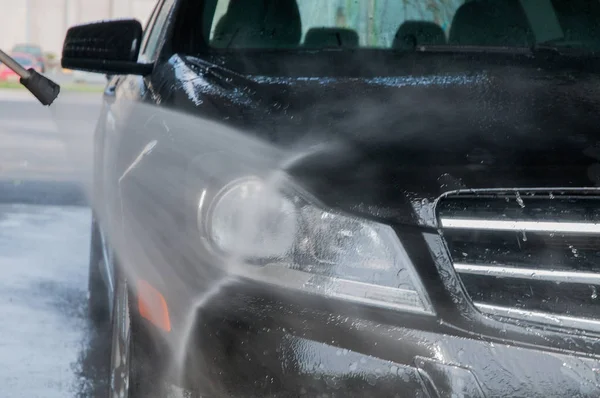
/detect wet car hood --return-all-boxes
[170,52,600,226]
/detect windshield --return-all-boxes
[207,0,600,51]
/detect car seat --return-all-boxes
[211,0,301,49]
[392,21,446,50]
[449,0,535,47]
[303,28,359,49]
[551,0,600,48]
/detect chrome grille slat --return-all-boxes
[440,193,600,222]
[455,263,600,285]
[449,233,600,272]
[462,275,600,320]
[437,190,600,328]
[475,303,600,330]
[441,218,600,234]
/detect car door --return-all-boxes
[98,0,172,305]
[109,0,210,318]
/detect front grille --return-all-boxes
[437,190,600,329]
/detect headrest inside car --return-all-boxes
[392,21,446,49]
[303,28,359,49]
[449,0,535,47]
[211,0,301,48]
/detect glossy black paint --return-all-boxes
[78,4,600,398]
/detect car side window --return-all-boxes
[141,0,176,61]
[138,0,162,57]
[209,0,230,38]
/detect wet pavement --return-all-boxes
[0,204,110,398]
[0,90,110,397]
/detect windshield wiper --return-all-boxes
[413,44,595,58]
[414,44,531,54]
[531,40,597,57]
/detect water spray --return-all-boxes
[0,48,60,106]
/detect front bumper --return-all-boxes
[168,282,600,398]
[123,203,600,397]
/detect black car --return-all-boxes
[62,0,600,397]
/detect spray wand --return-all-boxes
[0,48,60,106]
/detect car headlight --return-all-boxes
[200,176,434,315]
[206,177,298,259]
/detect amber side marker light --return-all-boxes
[137,280,172,332]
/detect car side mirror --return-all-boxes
[61,19,153,76]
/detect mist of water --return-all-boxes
[42,87,514,396]
[47,93,338,394]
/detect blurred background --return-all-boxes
[0,0,155,84]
